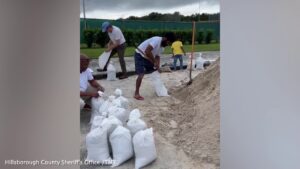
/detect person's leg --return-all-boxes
[134,74,144,100]
[117,43,128,78]
[173,56,178,71]
[134,52,145,100]
[103,48,117,71]
[179,55,183,70]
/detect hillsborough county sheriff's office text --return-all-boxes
[4,159,115,166]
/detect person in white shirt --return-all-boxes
[80,54,105,110]
[134,32,175,100]
[102,21,128,79]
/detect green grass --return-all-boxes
[80,43,220,59]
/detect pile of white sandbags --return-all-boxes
[85,88,157,168]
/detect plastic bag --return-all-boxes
[113,96,129,109]
[100,116,122,136]
[107,61,117,81]
[195,53,205,70]
[150,71,169,97]
[90,95,105,123]
[98,51,112,70]
[91,116,105,130]
[127,118,147,136]
[86,127,111,163]
[133,128,157,169]
[99,96,115,113]
[108,106,128,124]
[114,88,122,97]
[110,126,133,167]
[129,109,141,119]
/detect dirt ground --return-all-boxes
[80,59,220,169]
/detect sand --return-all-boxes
[80,59,220,169]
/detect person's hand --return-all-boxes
[97,86,105,92]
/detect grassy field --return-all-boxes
[80,43,220,59]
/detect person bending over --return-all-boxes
[134,32,175,100]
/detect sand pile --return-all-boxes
[148,58,220,168]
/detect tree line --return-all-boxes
[118,12,220,22]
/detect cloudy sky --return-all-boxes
[80,0,220,19]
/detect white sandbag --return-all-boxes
[133,128,157,169]
[195,53,205,70]
[107,61,117,81]
[129,109,141,120]
[102,111,108,118]
[90,95,105,123]
[80,98,85,110]
[101,116,122,136]
[110,126,133,167]
[108,106,128,124]
[91,97,103,112]
[113,96,129,109]
[112,98,122,107]
[86,127,111,163]
[99,96,115,113]
[114,88,122,97]
[150,71,169,97]
[98,51,112,70]
[127,118,147,136]
[91,116,105,130]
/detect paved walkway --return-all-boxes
[88,51,220,79]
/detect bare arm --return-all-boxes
[89,79,105,92]
[107,39,120,51]
[80,91,98,97]
[145,45,156,64]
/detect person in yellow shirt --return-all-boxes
[171,38,186,70]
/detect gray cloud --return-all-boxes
[81,0,219,13]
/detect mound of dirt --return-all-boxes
[148,59,220,168]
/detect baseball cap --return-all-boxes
[101,21,111,32]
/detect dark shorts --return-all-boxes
[134,52,155,75]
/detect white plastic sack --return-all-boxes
[101,116,122,136]
[108,106,128,124]
[110,126,133,167]
[102,111,108,118]
[129,109,141,119]
[150,71,169,97]
[80,98,85,110]
[133,128,157,169]
[86,127,111,163]
[112,98,122,107]
[195,53,205,70]
[113,96,129,109]
[114,88,122,97]
[98,51,112,70]
[127,118,147,136]
[91,116,105,130]
[90,95,105,124]
[99,96,115,113]
[107,61,117,81]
